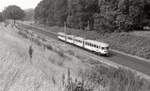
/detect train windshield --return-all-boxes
[101,47,109,50]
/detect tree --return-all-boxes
[34,0,68,26]
[3,5,25,24]
[0,12,4,22]
[24,9,34,21]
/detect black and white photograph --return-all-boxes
[0,0,150,91]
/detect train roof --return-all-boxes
[57,32,66,36]
[66,35,74,37]
[74,36,85,40]
[85,39,109,47]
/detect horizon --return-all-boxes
[0,0,41,12]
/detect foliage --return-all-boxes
[35,0,150,32]
[2,5,25,20]
[34,0,68,26]
[24,9,34,21]
[0,12,4,22]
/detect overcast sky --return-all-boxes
[0,0,42,12]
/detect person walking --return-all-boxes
[29,45,33,64]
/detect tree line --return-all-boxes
[35,0,150,32]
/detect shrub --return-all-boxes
[67,50,75,56]
[57,51,65,57]
[45,44,53,50]
[18,31,28,38]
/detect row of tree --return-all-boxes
[35,0,150,32]
[0,5,25,23]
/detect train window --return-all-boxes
[92,44,94,47]
[68,37,72,40]
[96,45,98,48]
[101,47,109,50]
[93,44,95,47]
[105,47,109,50]
[87,42,89,45]
[90,43,92,46]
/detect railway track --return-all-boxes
[16,23,150,77]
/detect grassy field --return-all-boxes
[15,22,150,91]
[0,23,90,91]
[131,31,150,38]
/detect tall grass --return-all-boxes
[62,68,92,91]
[79,64,150,91]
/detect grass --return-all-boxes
[67,50,75,56]
[100,33,150,59]
[79,64,150,91]
[17,31,28,39]
[44,44,53,50]
[17,27,68,63]
[62,64,150,91]
[17,23,150,91]
[56,50,65,57]
[62,68,93,91]
[75,55,87,60]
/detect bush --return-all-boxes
[67,50,75,56]
[18,31,28,38]
[45,44,53,50]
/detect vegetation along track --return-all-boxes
[16,23,150,77]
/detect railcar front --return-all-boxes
[84,40,109,56]
[66,35,74,44]
[57,32,66,41]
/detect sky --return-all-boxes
[0,0,42,12]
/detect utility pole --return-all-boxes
[64,22,67,34]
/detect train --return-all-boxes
[57,32,109,56]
